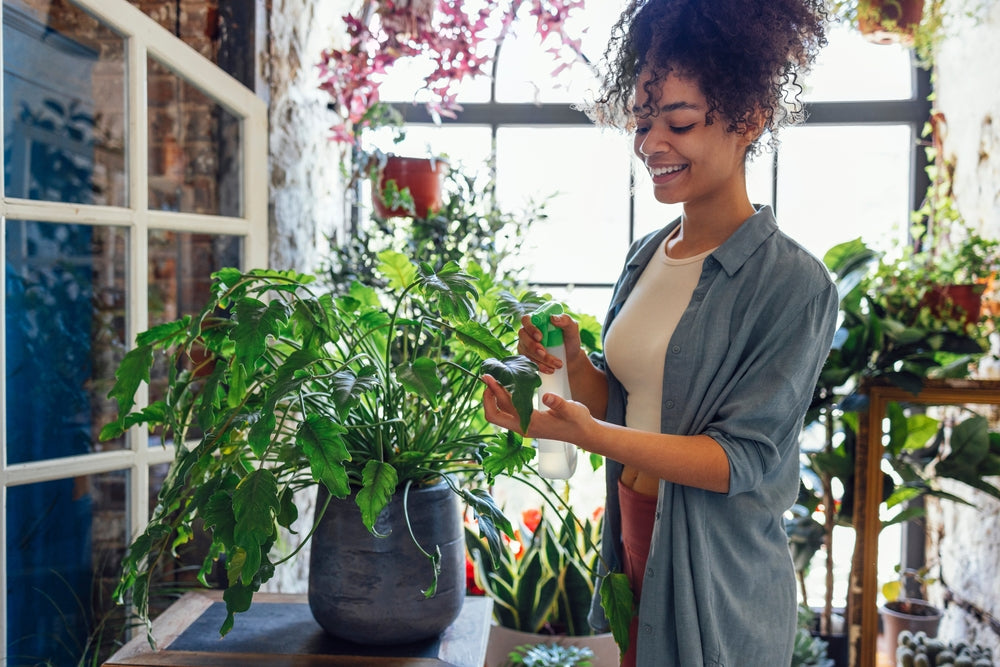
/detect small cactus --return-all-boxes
[894,630,997,667]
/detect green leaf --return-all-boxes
[233,297,289,371]
[482,431,535,482]
[297,415,351,497]
[451,320,509,360]
[277,486,298,528]
[378,250,418,291]
[600,572,635,658]
[232,469,279,554]
[396,357,443,405]
[463,488,515,567]
[356,461,398,534]
[417,261,478,320]
[481,355,541,433]
[247,410,276,458]
[330,367,378,413]
[221,581,254,636]
[200,490,237,547]
[104,343,154,426]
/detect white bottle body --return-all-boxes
[535,343,578,479]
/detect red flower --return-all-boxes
[521,508,542,534]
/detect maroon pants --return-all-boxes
[617,479,658,667]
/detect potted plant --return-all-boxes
[466,504,619,667]
[101,250,546,644]
[793,235,999,660]
[825,0,951,64]
[879,566,943,663]
[317,0,589,211]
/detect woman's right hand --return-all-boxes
[518,312,584,374]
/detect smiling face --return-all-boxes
[633,68,756,214]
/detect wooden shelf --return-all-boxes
[104,591,493,666]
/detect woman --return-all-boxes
[481,1,837,665]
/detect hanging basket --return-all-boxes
[308,480,465,645]
[372,155,448,219]
[857,0,925,46]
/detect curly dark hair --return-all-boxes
[591,0,828,155]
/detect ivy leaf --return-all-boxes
[232,469,279,570]
[396,357,442,405]
[356,460,398,534]
[481,355,541,433]
[600,572,636,658]
[297,415,351,497]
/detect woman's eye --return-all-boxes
[635,126,650,135]
[670,124,696,134]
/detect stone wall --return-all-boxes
[264,0,348,274]
[925,2,1000,656]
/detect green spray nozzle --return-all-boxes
[530,302,565,348]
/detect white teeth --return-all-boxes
[650,165,687,176]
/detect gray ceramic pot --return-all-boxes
[308,480,464,645]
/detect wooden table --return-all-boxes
[104,591,493,666]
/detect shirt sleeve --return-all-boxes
[705,281,839,497]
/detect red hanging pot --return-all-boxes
[921,283,985,327]
[372,155,447,219]
[857,0,925,46]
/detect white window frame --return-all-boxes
[0,0,267,656]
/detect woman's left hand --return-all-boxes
[481,374,597,447]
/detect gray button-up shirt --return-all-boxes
[588,206,839,666]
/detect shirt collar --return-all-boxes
[627,205,778,278]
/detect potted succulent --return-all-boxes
[466,504,619,667]
[504,642,595,667]
[101,251,545,644]
[317,0,589,212]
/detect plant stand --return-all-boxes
[103,591,493,666]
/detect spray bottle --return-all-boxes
[529,302,578,479]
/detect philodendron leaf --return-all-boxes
[481,355,541,433]
[297,414,351,497]
[232,469,279,570]
[417,261,478,320]
[451,320,508,360]
[462,488,515,567]
[482,431,535,482]
[378,250,418,291]
[233,297,289,372]
[356,460,398,534]
[221,581,254,637]
[330,367,378,414]
[600,572,635,658]
[396,357,442,405]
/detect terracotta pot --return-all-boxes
[921,283,985,327]
[858,0,925,46]
[879,599,942,665]
[308,480,464,645]
[484,624,619,667]
[372,155,447,219]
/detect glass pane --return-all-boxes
[3,0,128,206]
[147,58,242,217]
[5,221,128,464]
[804,24,914,102]
[776,124,912,259]
[6,471,129,665]
[147,231,242,445]
[497,127,631,285]
[493,0,622,105]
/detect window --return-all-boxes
[374,5,930,612]
[0,0,266,662]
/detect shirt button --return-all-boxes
[645,568,654,578]
[665,400,675,409]
[671,345,681,354]
[655,511,661,519]
[642,624,653,635]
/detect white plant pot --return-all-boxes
[485,624,619,667]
